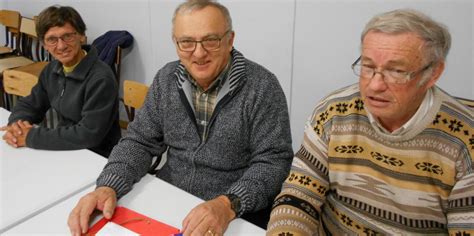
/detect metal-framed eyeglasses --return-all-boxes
[175,30,231,52]
[44,32,78,46]
[351,56,433,84]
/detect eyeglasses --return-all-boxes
[44,32,78,46]
[351,56,433,84]
[175,30,230,52]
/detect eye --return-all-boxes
[45,37,57,44]
[203,38,219,42]
[389,68,407,74]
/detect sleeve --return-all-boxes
[447,173,474,234]
[24,69,119,150]
[8,67,52,125]
[225,74,294,216]
[96,72,167,198]
[267,105,330,236]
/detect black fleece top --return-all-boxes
[8,45,121,157]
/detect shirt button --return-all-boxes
[201,93,207,98]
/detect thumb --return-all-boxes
[103,197,116,219]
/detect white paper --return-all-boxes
[96,221,140,236]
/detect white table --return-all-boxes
[0,108,107,233]
[4,174,265,235]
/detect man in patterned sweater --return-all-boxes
[268,9,473,236]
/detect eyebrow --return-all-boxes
[360,56,408,67]
[176,33,221,40]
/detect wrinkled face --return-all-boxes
[359,31,439,131]
[173,6,234,88]
[43,22,85,67]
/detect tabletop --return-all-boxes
[0,108,107,233]
[3,174,265,235]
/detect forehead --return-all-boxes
[362,31,425,65]
[44,22,76,37]
[173,6,227,37]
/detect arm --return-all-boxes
[447,173,474,234]
[24,69,119,150]
[96,72,167,198]
[267,107,330,236]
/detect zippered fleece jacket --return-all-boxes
[8,45,121,157]
[97,49,294,214]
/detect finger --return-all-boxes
[68,207,82,236]
[0,125,8,131]
[78,197,98,234]
[17,121,27,130]
[183,209,207,236]
[11,122,22,136]
[191,216,211,236]
[103,196,116,219]
[22,120,32,127]
[181,208,195,234]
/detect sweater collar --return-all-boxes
[53,45,98,80]
[175,48,247,94]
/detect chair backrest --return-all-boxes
[123,80,149,122]
[19,17,48,61]
[0,10,21,55]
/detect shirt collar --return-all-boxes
[186,57,232,92]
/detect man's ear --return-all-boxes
[424,61,445,89]
[80,35,87,44]
[227,31,235,52]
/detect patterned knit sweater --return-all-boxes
[267,84,474,236]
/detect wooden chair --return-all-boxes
[0,10,21,57]
[2,17,48,110]
[121,80,149,128]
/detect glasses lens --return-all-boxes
[202,38,220,50]
[178,41,195,51]
[45,37,57,45]
[352,64,362,76]
[62,33,75,42]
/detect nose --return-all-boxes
[192,42,207,58]
[367,72,388,91]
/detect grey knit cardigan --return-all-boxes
[97,49,293,215]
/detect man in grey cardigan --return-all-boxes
[68,0,293,235]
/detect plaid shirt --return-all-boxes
[187,61,230,140]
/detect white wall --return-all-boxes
[3,0,473,150]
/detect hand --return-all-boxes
[182,195,236,236]
[1,120,32,148]
[68,186,117,236]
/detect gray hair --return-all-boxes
[361,9,451,65]
[172,0,233,34]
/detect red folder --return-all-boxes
[85,206,181,236]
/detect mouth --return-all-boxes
[366,95,391,107]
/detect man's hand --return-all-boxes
[1,120,32,148]
[68,186,117,236]
[182,195,236,236]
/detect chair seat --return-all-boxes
[0,56,34,73]
[0,46,14,55]
[3,61,48,97]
